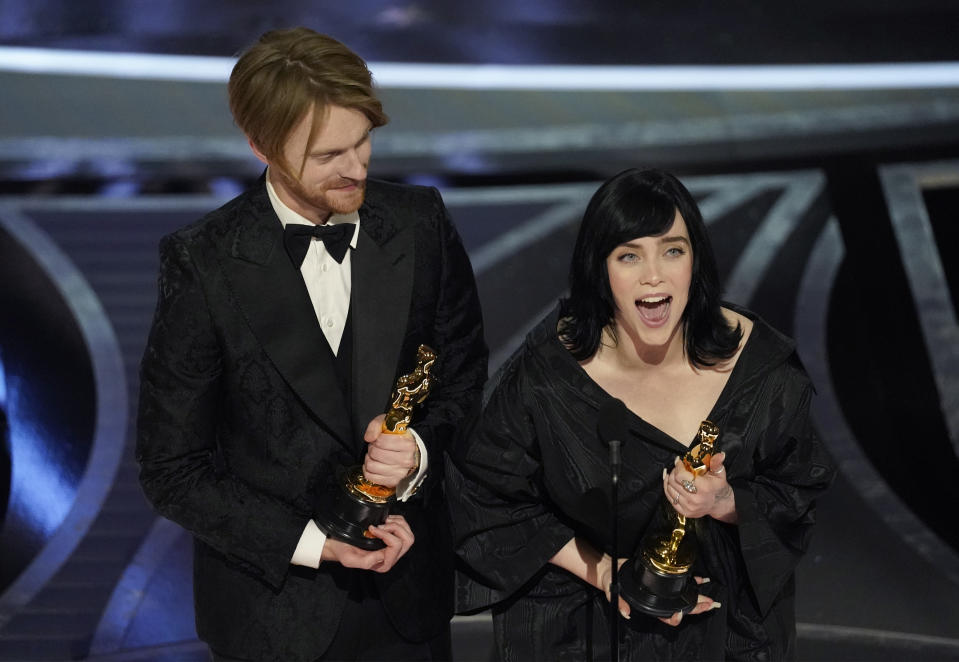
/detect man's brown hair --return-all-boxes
[228,27,388,178]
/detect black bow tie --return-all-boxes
[283,222,355,267]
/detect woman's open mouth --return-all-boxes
[636,295,672,327]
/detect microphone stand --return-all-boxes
[598,397,628,662]
[609,437,621,662]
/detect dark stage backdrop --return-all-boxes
[0,2,958,660]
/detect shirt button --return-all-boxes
[325,317,334,327]
[321,263,329,272]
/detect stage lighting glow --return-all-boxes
[1,46,959,90]
[371,62,959,91]
[0,352,6,406]
[0,46,233,81]
[5,378,75,536]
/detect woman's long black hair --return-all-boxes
[559,168,742,367]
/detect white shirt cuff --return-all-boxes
[292,430,427,566]
[291,519,327,568]
[395,427,428,501]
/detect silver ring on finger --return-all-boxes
[681,479,698,494]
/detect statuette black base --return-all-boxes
[619,556,698,618]
[315,468,390,551]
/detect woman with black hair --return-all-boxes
[447,168,834,660]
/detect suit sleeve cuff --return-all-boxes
[291,519,327,568]
[395,427,428,501]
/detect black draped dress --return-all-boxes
[447,305,835,661]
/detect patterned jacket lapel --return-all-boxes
[350,182,415,438]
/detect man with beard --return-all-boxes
[136,27,487,661]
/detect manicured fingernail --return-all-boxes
[674,456,681,465]
[700,577,711,583]
[710,602,722,610]
[619,607,630,620]
[663,468,668,480]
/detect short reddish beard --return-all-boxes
[312,178,367,216]
[277,169,367,219]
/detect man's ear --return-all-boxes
[248,138,269,165]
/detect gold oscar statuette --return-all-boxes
[316,345,437,550]
[344,345,437,504]
[621,420,720,616]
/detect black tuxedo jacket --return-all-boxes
[136,178,487,661]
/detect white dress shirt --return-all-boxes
[265,176,428,567]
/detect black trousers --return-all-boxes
[210,573,450,662]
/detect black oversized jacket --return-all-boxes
[448,305,834,661]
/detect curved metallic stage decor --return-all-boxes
[0,165,957,660]
[0,208,127,628]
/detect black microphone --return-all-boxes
[597,398,629,662]
[598,398,629,486]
